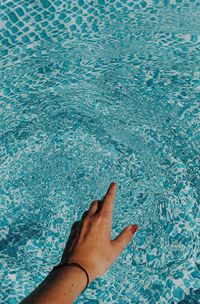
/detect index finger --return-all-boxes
[100,182,117,219]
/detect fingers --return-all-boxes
[68,221,80,239]
[111,225,138,259]
[71,221,80,230]
[88,200,99,215]
[100,182,117,219]
[81,201,98,221]
[79,182,117,223]
[81,210,89,220]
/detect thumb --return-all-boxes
[111,225,138,256]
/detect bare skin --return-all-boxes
[20,182,138,303]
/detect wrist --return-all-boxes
[20,265,88,304]
[50,264,88,289]
[51,261,90,290]
[61,258,97,283]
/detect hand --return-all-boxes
[60,182,138,282]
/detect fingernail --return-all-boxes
[130,225,138,234]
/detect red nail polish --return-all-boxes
[131,225,138,234]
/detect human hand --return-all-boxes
[60,182,138,282]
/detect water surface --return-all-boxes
[1,0,200,303]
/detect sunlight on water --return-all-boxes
[0,0,200,303]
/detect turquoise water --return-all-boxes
[0,0,200,303]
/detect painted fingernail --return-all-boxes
[131,225,138,234]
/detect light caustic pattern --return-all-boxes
[0,0,200,303]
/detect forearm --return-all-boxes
[20,266,88,304]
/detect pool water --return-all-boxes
[1,0,200,303]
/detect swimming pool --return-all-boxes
[1,0,200,303]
